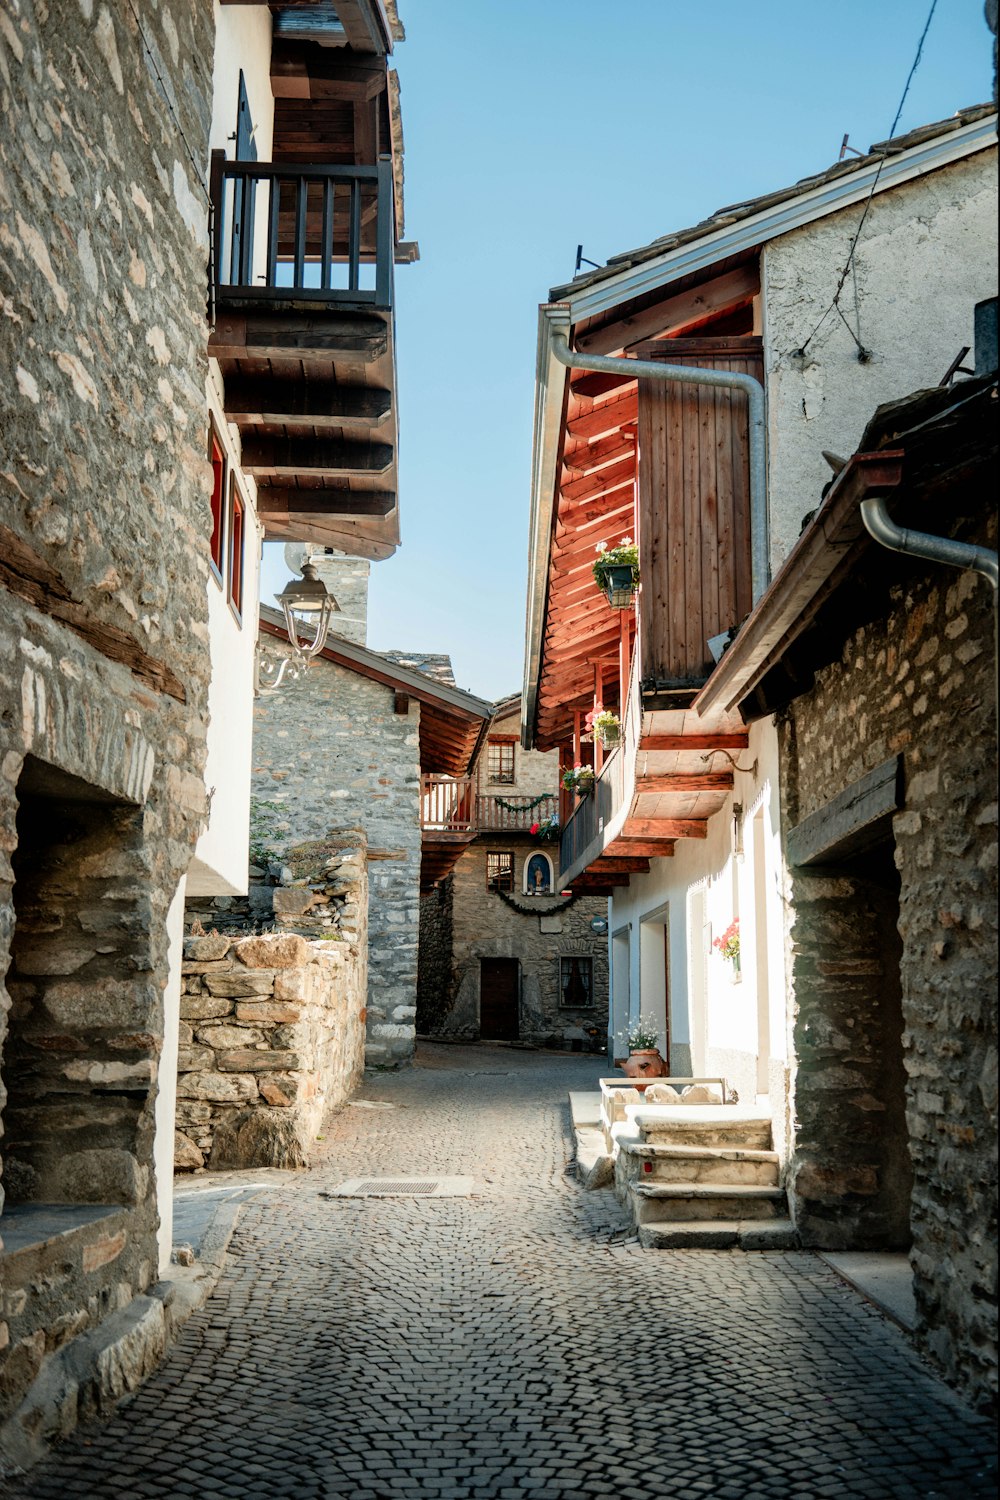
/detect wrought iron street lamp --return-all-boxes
[255,560,340,695]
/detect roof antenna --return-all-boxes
[839,133,865,160]
[575,244,602,275]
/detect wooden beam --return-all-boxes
[636,772,734,793]
[560,457,635,505]
[605,840,675,857]
[593,858,651,874]
[787,757,903,867]
[240,438,393,478]
[562,434,636,474]
[639,733,749,751]
[566,392,638,442]
[223,380,391,428]
[270,47,386,102]
[570,369,636,401]
[626,819,708,839]
[577,265,759,355]
[209,312,387,362]
[255,489,395,518]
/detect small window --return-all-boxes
[486,851,514,892]
[559,957,593,1008]
[228,474,245,621]
[208,423,227,579]
[487,740,515,784]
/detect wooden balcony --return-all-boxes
[421,778,559,835]
[208,154,400,557]
[557,656,746,893]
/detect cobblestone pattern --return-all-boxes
[174,930,365,1171]
[252,653,421,1066]
[6,1045,995,1498]
[0,0,214,1432]
[780,546,998,1410]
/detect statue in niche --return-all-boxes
[526,853,551,896]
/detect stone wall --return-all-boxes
[425,840,609,1049]
[780,544,997,1409]
[0,0,214,1447]
[417,875,454,1034]
[251,651,421,1065]
[478,706,559,803]
[174,930,365,1171]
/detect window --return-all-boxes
[486,851,514,892]
[208,422,227,579]
[487,739,516,784]
[559,957,594,1009]
[228,474,245,621]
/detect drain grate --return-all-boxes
[356,1179,439,1195]
[331,1176,475,1198]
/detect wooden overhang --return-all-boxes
[694,372,1000,723]
[522,109,997,892]
[210,3,409,559]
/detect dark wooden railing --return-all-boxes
[210,153,395,309]
[560,747,625,875]
[421,779,559,835]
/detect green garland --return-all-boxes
[492,792,553,814]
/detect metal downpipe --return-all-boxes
[860,495,999,741]
[550,333,770,603]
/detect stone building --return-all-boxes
[701,363,998,1411]
[247,547,493,1069]
[1,0,411,1465]
[420,699,610,1049]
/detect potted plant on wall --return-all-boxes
[713,918,741,980]
[529,813,560,843]
[593,536,639,608]
[590,709,621,749]
[621,1015,668,1078]
[562,765,595,797]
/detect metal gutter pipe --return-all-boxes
[860,496,999,741]
[549,333,770,605]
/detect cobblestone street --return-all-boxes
[4,1044,997,1500]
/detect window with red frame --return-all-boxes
[208,424,226,578]
[228,475,245,619]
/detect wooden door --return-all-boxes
[636,336,763,687]
[479,958,520,1041]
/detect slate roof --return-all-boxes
[550,104,996,301]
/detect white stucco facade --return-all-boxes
[210,2,275,161]
[762,145,997,567]
[608,719,787,1143]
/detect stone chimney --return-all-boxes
[283,543,370,648]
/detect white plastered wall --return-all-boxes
[609,719,785,1123]
[762,146,998,568]
[210,3,275,160]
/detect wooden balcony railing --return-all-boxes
[421,778,559,835]
[559,749,625,873]
[210,154,395,310]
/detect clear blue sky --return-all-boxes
[261,0,994,700]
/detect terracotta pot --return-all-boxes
[622,1048,667,1079]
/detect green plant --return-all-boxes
[590,710,620,738]
[562,765,595,793]
[625,1015,661,1052]
[592,536,639,591]
[248,797,287,868]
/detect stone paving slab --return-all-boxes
[2,1043,996,1499]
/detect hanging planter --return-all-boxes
[590,710,621,749]
[562,766,595,797]
[713,919,741,982]
[593,537,639,609]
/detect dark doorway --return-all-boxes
[479,958,519,1041]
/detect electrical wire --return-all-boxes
[123,0,212,205]
[794,0,941,360]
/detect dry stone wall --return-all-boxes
[175,930,365,1171]
[780,545,997,1410]
[251,652,422,1066]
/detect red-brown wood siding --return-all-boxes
[637,337,762,685]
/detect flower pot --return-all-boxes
[598,727,621,749]
[622,1048,667,1079]
[603,565,637,608]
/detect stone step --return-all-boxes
[630,1182,787,1225]
[617,1141,781,1188]
[629,1107,773,1151]
[637,1218,800,1251]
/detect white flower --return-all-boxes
[594,541,607,554]
[620,535,633,546]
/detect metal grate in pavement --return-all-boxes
[330,1176,475,1198]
